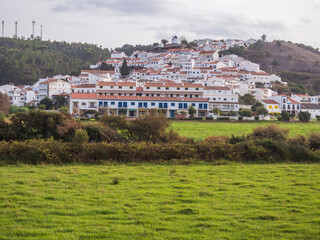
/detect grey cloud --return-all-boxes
[52,0,171,15]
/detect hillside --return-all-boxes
[0,38,110,85]
[221,41,320,94]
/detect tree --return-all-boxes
[239,109,252,118]
[256,107,269,117]
[211,107,222,116]
[153,42,159,47]
[239,94,256,105]
[120,59,130,77]
[188,105,196,118]
[161,39,168,46]
[53,96,67,108]
[100,62,108,70]
[59,106,69,114]
[0,92,11,115]
[39,97,53,110]
[298,111,311,122]
[261,34,267,42]
[251,101,264,112]
[281,111,290,121]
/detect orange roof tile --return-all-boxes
[71,93,97,99]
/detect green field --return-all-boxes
[171,121,320,140]
[1,164,320,239]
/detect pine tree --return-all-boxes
[120,59,130,77]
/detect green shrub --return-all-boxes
[281,111,290,121]
[250,125,289,142]
[308,132,320,150]
[238,116,243,121]
[255,116,260,121]
[288,135,309,147]
[205,117,213,120]
[74,129,89,144]
[9,106,29,114]
[298,111,311,122]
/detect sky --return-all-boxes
[1,0,319,49]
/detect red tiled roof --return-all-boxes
[72,84,96,88]
[144,83,203,88]
[204,86,231,90]
[98,95,208,102]
[261,99,279,105]
[288,98,300,104]
[71,93,97,99]
[97,82,136,87]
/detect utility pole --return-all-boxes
[1,21,4,37]
[31,20,35,39]
[40,25,43,40]
[14,21,18,38]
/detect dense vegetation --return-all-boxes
[0,37,110,85]
[114,43,155,56]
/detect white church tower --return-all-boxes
[171,35,179,44]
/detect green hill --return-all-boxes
[221,40,320,95]
[0,37,110,85]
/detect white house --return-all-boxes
[301,104,320,119]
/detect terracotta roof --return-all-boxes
[81,70,114,74]
[204,86,231,90]
[144,83,203,88]
[261,99,279,105]
[72,84,96,88]
[251,72,269,76]
[288,98,300,104]
[199,51,216,55]
[98,95,208,102]
[97,82,136,87]
[210,101,238,104]
[71,93,97,99]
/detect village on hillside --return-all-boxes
[1,36,320,120]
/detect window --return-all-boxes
[111,102,115,105]
[146,87,150,89]
[185,88,189,90]
[297,105,300,109]
[199,103,203,109]
[179,103,183,109]
[138,102,142,108]
[184,103,188,108]
[99,101,103,107]
[90,102,95,108]
[119,86,122,89]
[131,102,135,106]
[124,102,128,108]
[166,87,169,90]
[104,102,108,107]
[143,102,148,107]
[164,103,168,108]
[171,103,175,106]
[159,103,163,108]
[204,104,208,109]
[118,102,123,107]
[195,95,198,98]
[130,87,133,89]
[100,86,103,89]
[151,102,155,106]
[224,98,227,101]
[157,87,161,90]
[177,87,180,90]
[196,88,199,90]
[192,103,195,106]
[111,86,114,89]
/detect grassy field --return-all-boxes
[1,164,320,239]
[171,121,320,140]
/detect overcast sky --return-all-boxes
[1,0,319,49]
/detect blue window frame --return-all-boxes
[111,102,115,105]
[179,103,183,109]
[199,103,203,109]
[171,103,175,106]
[192,103,195,106]
[151,102,155,106]
[138,102,142,108]
[143,102,148,107]
[184,103,188,109]
[131,102,135,106]
[159,103,163,108]
[99,101,103,107]
[123,102,128,108]
[164,103,168,108]
[118,102,123,107]
[204,104,208,109]
[104,102,108,107]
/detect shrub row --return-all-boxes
[1,137,319,165]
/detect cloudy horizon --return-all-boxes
[1,0,319,49]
